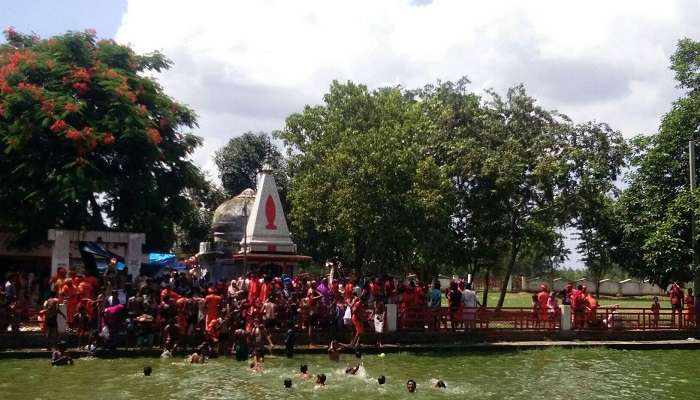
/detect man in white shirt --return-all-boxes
[461,282,478,330]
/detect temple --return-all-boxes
[197,165,310,280]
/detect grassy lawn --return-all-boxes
[474,291,669,309]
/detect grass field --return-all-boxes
[468,291,669,309]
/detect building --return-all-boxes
[198,165,310,281]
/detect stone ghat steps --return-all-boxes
[1,329,698,353]
[4,339,700,359]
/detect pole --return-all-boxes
[243,199,248,275]
[689,141,700,328]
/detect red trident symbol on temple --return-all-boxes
[265,195,277,230]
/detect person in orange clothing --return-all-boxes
[583,286,598,327]
[343,279,354,301]
[259,276,272,304]
[684,288,695,327]
[247,273,259,304]
[160,286,181,305]
[51,267,67,299]
[204,288,222,327]
[176,295,189,345]
[536,285,549,324]
[60,278,79,326]
[77,276,94,301]
[349,294,365,348]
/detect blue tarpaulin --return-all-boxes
[140,253,186,276]
[149,253,177,265]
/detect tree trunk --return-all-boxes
[481,265,490,307]
[88,193,106,230]
[496,238,520,310]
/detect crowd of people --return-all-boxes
[533,281,696,329]
[31,259,469,354]
[2,263,698,355]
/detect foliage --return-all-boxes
[0,29,202,250]
[278,81,455,278]
[173,171,226,254]
[564,122,629,296]
[214,131,287,199]
[616,38,700,286]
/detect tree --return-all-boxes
[564,122,628,297]
[479,86,572,309]
[0,29,202,250]
[410,78,505,281]
[616,38,700,286]
[278,81,455,276]
[214,131,287,198]
[174,171,226,254]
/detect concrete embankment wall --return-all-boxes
[523,277,666,296]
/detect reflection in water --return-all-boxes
[0,348,698,400]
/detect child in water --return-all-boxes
[296,364,312,380]
[406,379,417,393]
[50,342,73,366]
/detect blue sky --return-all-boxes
[0,0,125,39]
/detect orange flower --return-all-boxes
[103,133,115,145]
[71,67,91,82]
[17,82,42,99]
[65,102,79,113]
[146,128,162,145]
[41,100,54,115]
[49,119,67,133]
[72,82,89,95]
[0,79,11,94]
[65,129,81,141]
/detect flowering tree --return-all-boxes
[0,28,204,250]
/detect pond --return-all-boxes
[0,348,696,399]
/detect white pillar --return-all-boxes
[51,230,70,276]
[126,233,144,280]
[521,276,527,292]
[57,303,67,333]
[561,306,571,330]
[507,275,513,292]
[386,303,397,332]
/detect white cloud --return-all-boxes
[116,0,700,267]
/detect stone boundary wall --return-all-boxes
[522,276,667,296]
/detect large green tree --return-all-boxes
[478,86,572,308]
[564,122,628,297]
[616,38,700,286]
[214,131,287,198]
[279,81,455,277]
[0,29,203,250]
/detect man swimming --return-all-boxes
[344,350,362,374]
[284,378,293,388]
[406,379,417,393]
[50,342,73,366]
[296,364,312,380]
[378,375,386,385]
[315,373,326,386]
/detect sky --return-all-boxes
[3,0,700,268]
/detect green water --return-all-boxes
[0,349,697,400]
